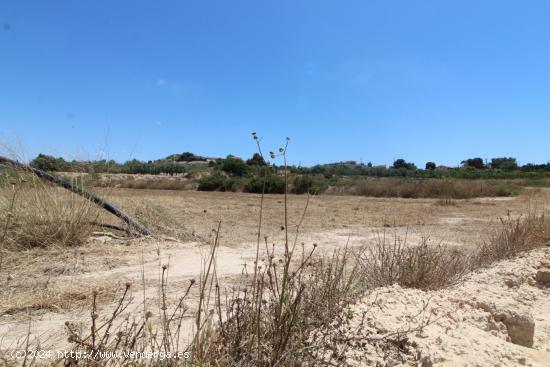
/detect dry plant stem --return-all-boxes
[277,141,291,331]
[252,136,267,299]
[290,194,311,256]
[22,313,32,367]
[195,220,221,357]
[0,184,16,271]
[161,266,170,352]
[91,292,97,352]
[252,136,268,365]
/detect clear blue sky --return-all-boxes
[1,0,549,167]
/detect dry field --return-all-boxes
[1,187,550,366]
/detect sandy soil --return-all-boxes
[324,247,550,367]
[1,188,549,365]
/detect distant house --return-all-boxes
[436,165,451,171]
[277,169,291,176]
[373,164,387,169]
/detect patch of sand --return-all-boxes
[325,247,550,366]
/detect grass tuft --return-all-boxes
[0,173,97,250]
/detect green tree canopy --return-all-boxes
[461,157,485,170]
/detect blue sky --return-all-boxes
[1,1,549,167]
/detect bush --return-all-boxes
[359,234,470,290]
[197,175,227,191]
[292,175,314,194]
[493,183,519,196]
[244,174,285,194]
[354,178,521,199]
[292,175,329,194]
[221,156,249,177]
[29,154,67,172]
[477,213,550,266]
[223,177,246,192]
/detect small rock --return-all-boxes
[501,311,535,347]
[415,330,429,338]
[419,355,433,367]
[518,356,527,365]
[504,278,518,288]
[535,268,550,285]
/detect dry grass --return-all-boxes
[477,212,550,266]
[359,232,471,290]
[96,176,196,191]
[196,244,365,366]
[353,178,519,199]
[435,197,457,206]
[132,204,193,241]
[0,282,118,317]
[358,211,550,291]
[62,279,195,367]
[0,173,98,251]
[192,141,368,366]
[55,234,365,366]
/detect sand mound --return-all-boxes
[322,247,550,366]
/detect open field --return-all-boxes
[1,187,550,365]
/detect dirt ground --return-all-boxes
[1,188,549,365]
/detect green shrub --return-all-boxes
[292,175,314,194]
[29,154,67,171]
[197,175,227,191]
[221,156,249,177]
[292,175,328,194]
[244,175,285,194]
[223,177,246,192]
[493,183,519,196]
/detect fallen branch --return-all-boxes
[0,156,152,236]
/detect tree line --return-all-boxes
[27,153,550,178]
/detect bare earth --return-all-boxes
[1,188,549,366]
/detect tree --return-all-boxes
[490,157,518,171]
[425,162,436,170]
[122,159,146,174]
[461,157,485,170]
[392,159,416,170]
[167,152,205,162]
[29,154,66,171]
[221,156,249,176]
[246,153,266,166]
